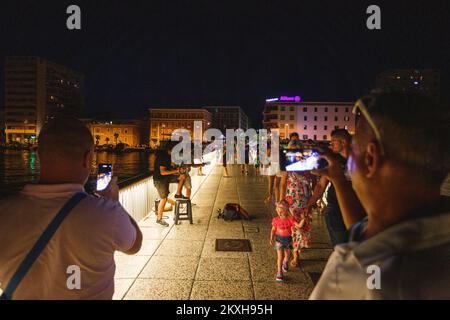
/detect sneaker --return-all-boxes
[174,194,189,200]
[282,261,289,273]
[156,219,169,227]
[276,272,283,282]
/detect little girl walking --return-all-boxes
[270,200,296,282]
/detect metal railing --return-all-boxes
[118,151,218,222]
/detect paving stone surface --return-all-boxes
[115,165,332,300]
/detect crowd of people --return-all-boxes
[0,91,448,300]
[262,129,353,282]
[267,92,450,299]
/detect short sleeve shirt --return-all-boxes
[153,151,172,182]
[0,183,137,300]
[272,216,296,236]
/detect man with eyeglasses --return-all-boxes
[310,92,450,299]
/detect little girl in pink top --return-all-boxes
[270,200,296,282]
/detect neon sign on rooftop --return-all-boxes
[266,96,301,102]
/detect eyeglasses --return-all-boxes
[352,99,385,155]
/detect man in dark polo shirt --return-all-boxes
[153,141,187,226]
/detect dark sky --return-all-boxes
[0,0,449,125]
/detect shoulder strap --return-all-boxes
[0,192,87,300]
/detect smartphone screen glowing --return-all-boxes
[96,163,113,191]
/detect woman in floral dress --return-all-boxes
[284,170,314,268]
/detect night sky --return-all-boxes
[0,0,449,126]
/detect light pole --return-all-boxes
[23,119,28,144]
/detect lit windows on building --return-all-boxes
[263,99,355,141]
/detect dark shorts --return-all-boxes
[153,175,180,199]
[274,235,293,250]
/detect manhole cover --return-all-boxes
[215,239,252,252]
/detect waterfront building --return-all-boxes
[263,96,355,141]
[4,56,84,144]
[148,108,212,147]
[86,119,148,147]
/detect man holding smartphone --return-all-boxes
[306,129,359,246]
[0,117,143,299]
[310,93,450,299]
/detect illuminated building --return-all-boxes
[148,108,212,147]
[263,96,355,141]
[86,119,148,147]
[4,56,84,144]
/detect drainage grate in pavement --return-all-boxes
[244,226,259,233]
[215,239,252,252]
[308,272,323,285]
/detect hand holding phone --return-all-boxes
[96,163,113,191]
[310,152,346,183]
[283,149,328,172]
[96,176,119,201]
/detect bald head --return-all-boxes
[38,117,94,184]
[38,117,93,163]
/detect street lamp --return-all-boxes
[23,119,28,144]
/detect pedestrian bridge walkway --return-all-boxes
[113,165,333,300]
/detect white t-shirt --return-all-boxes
[0,183,137,300]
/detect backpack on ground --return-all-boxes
[217,203,251,221]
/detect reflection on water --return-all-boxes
[0,150,155,198]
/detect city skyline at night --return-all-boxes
[0,0,449,127]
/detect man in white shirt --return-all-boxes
[309,92,450,299]
[0,117,143,299]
